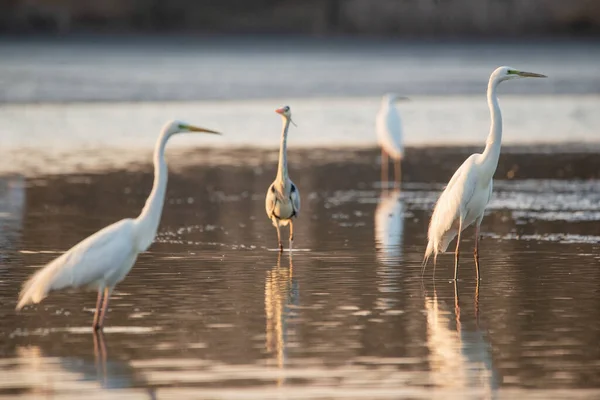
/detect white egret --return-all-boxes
[16,120,221,330]
[423,66,546,280]
[265,105,300,252]
[376,94,406,184]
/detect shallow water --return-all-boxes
[1,149,600,398]
[2,35,600,398]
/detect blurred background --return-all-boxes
[1,0,600,36]
[2,1,600,398]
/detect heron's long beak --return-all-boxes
[275,107,297,127]
[186,125,222,135]
[517,71,547,78]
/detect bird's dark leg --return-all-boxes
[276,225,283,252]
[394,158,401,186]
[474,224,481,281]
[381,149,388,188]
[92,289,104,331]
[454,221,463,281]
[289,220,294,252]
[97,287,112,330]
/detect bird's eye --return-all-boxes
[285,107,289,111]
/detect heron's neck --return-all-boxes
[275,117,291,187]
[135,128,171,251]
[481,77,503,177]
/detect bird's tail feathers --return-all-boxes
[16,266,53,311]
[439,229,458,253]
[422,240,437,276]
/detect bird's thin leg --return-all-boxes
[394,158,401,186]
[92,289,104,331]
[381,149,388,188]
[454,279,461,333]
[475,278,480,320]
[454,221,463,281]
[93,329,108,386]
[289,220,294,252]
[97,287,112,330]
[275,224,283,252]
[474,223,481,281]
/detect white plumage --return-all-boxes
[18,219,137,308]
[17,120,221,330]
[376,93,404,159]
[376,93,405,184]
[423,66,546,280]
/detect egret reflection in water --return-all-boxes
[374,188,404,266]
[265,253,300,381]
[5,333,151,398]
[424,282,499,396]
[374,186,404,311]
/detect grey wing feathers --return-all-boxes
[290,182,300,217]
[265,183,277,217]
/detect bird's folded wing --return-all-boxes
[290,182,300,217]
[17,219,136,308]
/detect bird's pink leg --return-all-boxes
[93,329,107,385]
[454,220,463,281]
[381,149,388,188]
[474,223,481,281]
[92,290,104,331]
[97,287,112,330]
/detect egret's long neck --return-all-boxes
[481,77,503,177]
[135,128,171,251]
[275,117,291,187]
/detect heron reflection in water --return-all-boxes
[92,331,156,398]
[265,253,300,385]
[8,333,152,397]
[424,281,499,396]
[374,185,404,310]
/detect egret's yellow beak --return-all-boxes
[185,125,222,135]
[516,71,547,78]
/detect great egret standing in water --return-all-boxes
[423,66,546,280]
[16,120,221,330]
[376,94,406,184]
[265,105,301,252]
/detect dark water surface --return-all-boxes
[1,148,600,398]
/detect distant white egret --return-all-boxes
[265,105,300,252]
[376,94,407,184]
[423,66,546,280]
[16,120,221,330]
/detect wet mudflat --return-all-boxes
[0,147,600,398]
